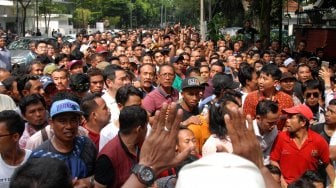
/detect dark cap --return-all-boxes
[170,56,184,64]
[182,77,204,90]
[280,72,296,81]
[212,73,240,90]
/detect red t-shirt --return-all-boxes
[270,129,330,183]
[83,125,100,149]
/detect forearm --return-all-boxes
[121,174,146,188]
[259,167,281,188]
[326,163,335,186]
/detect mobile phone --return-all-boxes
[322,61,330,68]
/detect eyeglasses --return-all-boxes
[0,133,13,138]
[305,92,319,98]
[160,73,174,78]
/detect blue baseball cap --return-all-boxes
[50,99,83,118]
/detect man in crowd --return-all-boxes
[0,37,11,71]
[51,68,70,92]
[137,63,155,97]
[94,105,148,187]
[270,104,335,187]
[0,110,31,187]
[87,68,104,94]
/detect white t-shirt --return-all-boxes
[0,149,32,188]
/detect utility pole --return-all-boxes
[160,0,163,28]
[36,0,38,31]
[200,0,205,41]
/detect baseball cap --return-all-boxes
[282,104,313,120]
[40,75,55,90]
[181,77,204,90]
[283,58,295,67]
[194,76,209,86]
[170,56,184,64]
[280,72,296,81]
[176,153,266,188]
[96,61,110,71]
[212,73,240,90]
[50,99,83,118]
[43,63,58,75]
[67,60,83,70]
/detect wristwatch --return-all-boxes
[131,164,156,186]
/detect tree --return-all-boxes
[73,8,93,28]
[18,0,33,36]
[39,0,66,34]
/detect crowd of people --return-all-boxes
[0,22,335,187]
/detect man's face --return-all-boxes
[297,66,312,83]
[24,101,47,127]
[285,114,305,133]
[115,46,125,56]
[200,67,210,81]
[256,112,279,135]
[258,73,276,93]
[177,129,198,155]
[173,60,183,75]
[89,75,104,94]
[227,56,237,69]
[36,42,47,55]
[134,46,142,57]
[51,113,80,143]
[210,65,223,79]
[304,88,320,107]
[119,56,130,70]
[158,66,175,88]
[93,97,111,127]
[139,65,155,89]
[0,122,17,153]
[191,51,201,61]
[280,78,295,93]
[0,38,6,48]
[325,105,336,125]
[110,70,127,92]
[142,56,153,64]
[124,95,142,107]
[30,64,44,76]
[154,52,164,66]
[25,80,45,96]
[263,53,271,63]
[182,88,202,109]
[52,71,69,91]
[247,72,258,91]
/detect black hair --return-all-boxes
[287,179,315,188]
[194,57,207,68]
[69,73,89,93]
[80,93,101,120]
[329,99,336,106]
[116,85,143,106]
[185,67,200,77]
[260,63,282,81]
[26,60,43,74]
[103,64,124,82]
[302,79,323,94]
[35,40,47,49]
[209,94,240,138]
[158,64,175,74]
[238,63,255,87]
[256,100,279,116]
[119,105,148,135]
[2,76,17,91]
[0,110,25,136]
[10,158,73,188]
[35,55,52,65]
[51,92,80,106]
[265,164,281,176]
[300,170,324,184]
[19,94,46,115]
[87,68,103,78]
[54,53,70,65]
[17,74,40,97]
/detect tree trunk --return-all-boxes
[22,7,27,36]
[260,0,272,49]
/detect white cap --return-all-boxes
[80,44,90,53]
[176,153,266,188]
[284,58,295,67]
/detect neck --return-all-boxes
[282,89,293,95]
[160,85,172,94]
[243,86,254,93]
[262,89,276,98]
[108,89,117,98]
[142,86,153,93]
[85,121,102,134]
[1,145,25,166]
[29,123,46,132]
[181,100,194,112]
[326,123,336,131]
[51,136,74,153]
[120,134,138,154]
[291,128,308,140]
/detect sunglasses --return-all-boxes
[305,92,319,98]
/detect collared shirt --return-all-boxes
[0,47,11,71]
[102,92,119,122]
[253,120,278,165]
[142,86,179,115]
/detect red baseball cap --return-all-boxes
[282,104,313,120]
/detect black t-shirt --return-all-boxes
[176,103,200,121]
[310,123,330,143]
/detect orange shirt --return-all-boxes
[243,90,294,130]
[188,115,211,154]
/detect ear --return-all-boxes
[49,118,54,129]
[135,125,142,134]
[12,133,21,142]
[273,80,279,86]
[22,89,29,97]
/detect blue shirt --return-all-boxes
[0,47,11,71]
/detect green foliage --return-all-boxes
[73,8,92,28]
[207,12,227,41]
